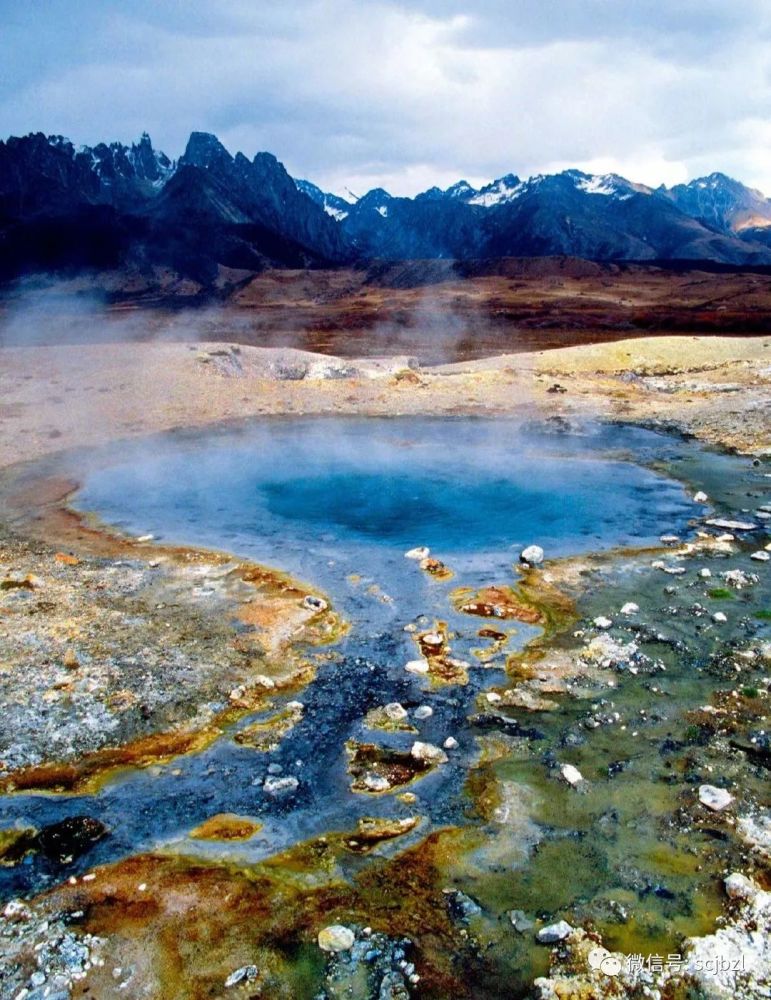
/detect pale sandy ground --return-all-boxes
[0,335,768,469]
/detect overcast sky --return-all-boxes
[2,0,770,197]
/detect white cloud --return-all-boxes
[1,0,770,196]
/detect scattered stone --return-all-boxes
[705,518,758,531]
[443,737,458,750]
[404,546,429,560]
[699,784,734,812]
[520,545,544,566]
[537,920,573,944]
[725,873,755,901]
[413,705,433,720]
[699,567,712,578]
[559,764,584,787]
[362,774,391,793]
[620,602,639,615]
[660,534,681,544]
[405,659,429,675]
[225,965,259,988]
[136,534,154,543]
[303,594,328,612]
[410,741,448,765]
[444,889,482,922]
[263,775,299,797]
[693,491,709,503]
[751,550,770,562]
[712,612,728,623]
[318,924,356,952]
[721,569,758,589]
[593,616,612,629]
[509,909,535,933]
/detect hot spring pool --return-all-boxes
[75,418,699,592]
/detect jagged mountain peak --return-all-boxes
[180,131,233,169]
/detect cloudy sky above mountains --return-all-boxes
[2,0,770,197]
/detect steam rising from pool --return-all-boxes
[77,419,698,573]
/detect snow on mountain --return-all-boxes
[295,178,352,220]
[467,173,523,207]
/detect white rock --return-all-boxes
[136,533,154,543]
[537,920,573,943]
[384,702,408,721]
[225,965,259,988]
[721,569,757,589]
[593,616,612,629]
[706,517,758,531]
[620,602,639,615]
[712,612,728,623]
[486,692,502,704]
[699,568,712,578]
[414,705,433,719]
[443,737,459,750]
[405,546,430,560]
[362,774,391,792]
[263,776,299,797]
[410,741,448,764]
[693,491,709,503]
[520,545,544,566]
[699,784,734,812]
[318,925,355,952]
[560,764,584,787]
[725,873,756,901]
[421,631,443,648]
[405,659,429,675]
[751,551,770,562]
[660,534,681,544]
[303,594,328,612]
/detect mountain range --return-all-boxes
[2,130,771,285]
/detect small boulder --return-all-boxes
[699,784,734,812]
[520,545,544,566]
[410,741,447,765]
[263,776,299,797]
[509,909,535,933]
[225,965,259,988]
[560,764,584,787]
[318,924,355,952]
[537,920,573,943]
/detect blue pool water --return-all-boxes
[77,418,698,572]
